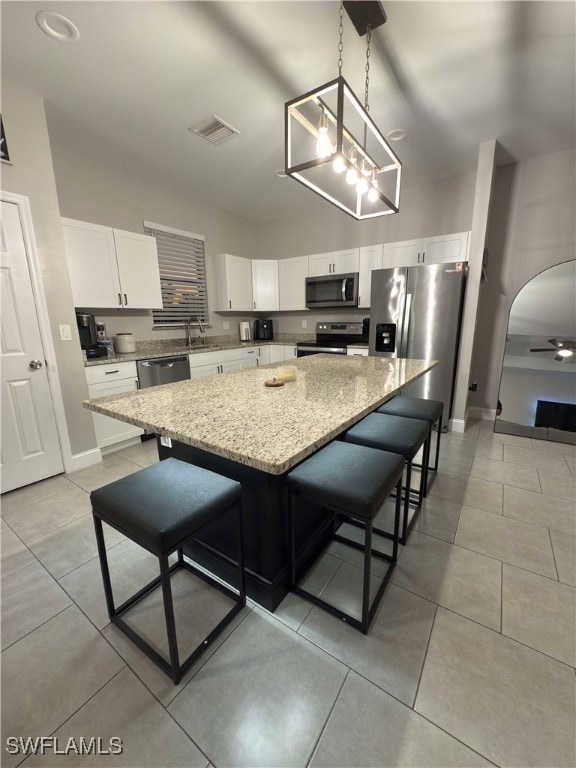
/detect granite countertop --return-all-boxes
[84,335,316,366]
[84,355,436,474]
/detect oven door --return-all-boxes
[305,273,359,309]
[296,344,347,358]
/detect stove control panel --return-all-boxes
[316,322,363,336]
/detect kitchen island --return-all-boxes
[85,354,436,609]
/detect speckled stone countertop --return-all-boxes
[84,355,436,475]
[84,334,316,366]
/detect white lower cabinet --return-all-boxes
[268,344,297,362]
[188,346,263,379]
[85,362,143,448]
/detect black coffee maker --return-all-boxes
[254,318,273,340]
[76,312,107,358]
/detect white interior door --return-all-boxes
[1,201,64,493]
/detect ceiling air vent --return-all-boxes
[188,115,240,145]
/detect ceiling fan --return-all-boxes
[529,338,576,361]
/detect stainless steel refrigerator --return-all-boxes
[369,262,467,427]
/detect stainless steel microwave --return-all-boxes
[305,272,359,309]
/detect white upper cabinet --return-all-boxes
[308,248,359,276]
[213,253,253,311]
[421,231,470,264]
[383,232,470,269]
[358,244,383,308]
[383,238,422,268]
[279,255,308,311]
[62,218,162,309]
[252,260,279,312]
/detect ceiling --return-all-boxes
[2,1,575,223]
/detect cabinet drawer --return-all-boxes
[217,346,261,363]
[189,350,225,369]
[85,361,138,385]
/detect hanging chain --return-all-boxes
[337,2,344,77]
[364,22,372,112]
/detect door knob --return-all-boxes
[29,359,43,370]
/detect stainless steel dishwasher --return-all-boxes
[137,355,190,388]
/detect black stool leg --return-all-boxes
[160,554,180,683]
[93,516,116,620]
[236,502,247,604]
[362,522,373,635]
[401,461,412,544]
[434,416,442,472]
[392,479,402,562]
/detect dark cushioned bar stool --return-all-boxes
[287,441,404,635]
[345,413,429,545]
[91,458,246,684]
[376,396,444,494]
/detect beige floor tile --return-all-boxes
[503,485,576,536]
[566,454,576,474]
[311,671,491,768]
[392,532,501,630]
[538,469,576,501]
[299,583,436,707]
[270,591,313,632]
[414,496,462,543]
[455,506,557,579]
[1,606,124,768]
[103,605,251,707]
[1,474,75,515]
[3,485,92,544]
[169,609,347,768]
[28,515,125,580]
[59,537,176,630]
[427,471,503,514]
[66,456,141,493]
[504,444,571,474]
[318,560,384,622]
[0,520,36,576]
[502,564,575,666]
[1,560,72,650]
[471,456,542,492]
[444,434,504,461]
[531,438,576,457]
[438,448,473,476]
[23,666,207,767]
[415,608,576,768]
[114,439,159,467]
[551,530,576,587]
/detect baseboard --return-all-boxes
[468,407,496,421]
[69,447,102,472]
[450,418,467,433]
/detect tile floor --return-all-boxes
[1,422,575,768]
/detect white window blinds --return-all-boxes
[144,225,208,327]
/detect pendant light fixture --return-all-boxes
[285,1,401,220]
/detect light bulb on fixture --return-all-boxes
[316,109,332,158]
[367,169,379,202]
[332,154,346,173]
[558,349,573,358]
[346,146,358,185]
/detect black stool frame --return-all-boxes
[93,501,246,684]
[412,414,442,496]
[289,478,402,635]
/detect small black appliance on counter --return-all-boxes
[76,311,107,358]
[254,318,274,340]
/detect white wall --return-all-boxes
[1,80,97,456]
[470,149,576,413]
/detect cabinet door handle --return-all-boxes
[105,370,120,374]
[422,252,425,263]
[229,300,231,309]
[118,293,122,305]
[254,301,256,309]
[124,293,128,305]
[135,379,140,389]
[247,350,255,354]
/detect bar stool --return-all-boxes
[345,413,429,545]
[91,458,246,684]
[287,441,404,634]
[376,396,444,493]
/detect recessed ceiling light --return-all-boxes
[35,11,80,43]
[274,169,287,178]
[386,128,408,142]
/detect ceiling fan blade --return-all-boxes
[554,354,565,361]
[547,338,560,347]
[530,348,554,352]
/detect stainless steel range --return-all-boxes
[296,321,368,357]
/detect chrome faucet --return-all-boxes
[187,316,205,346]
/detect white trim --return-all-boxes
[143,220,205,242]
[69,447,102,472]
[450,418,467,433]
[468,407,497,421]
[1,190,75,474]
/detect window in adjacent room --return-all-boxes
[144,222,208,328]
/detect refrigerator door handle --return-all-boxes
[401,293,412,357]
